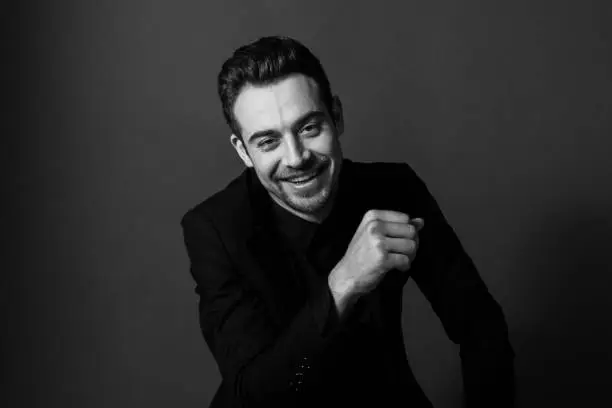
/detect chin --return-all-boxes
[286,188,330,214]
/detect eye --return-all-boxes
[257,138,278,151]
[300,122,322,137]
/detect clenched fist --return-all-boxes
[328,210,424,315]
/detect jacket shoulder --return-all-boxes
[346,159,432,215]
[180,168,250,228]
[348,159,422,187]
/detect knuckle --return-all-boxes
[406,224,415,236]
[367,220,381,235]
[390,253,410,271]
[406,239,416,252]
[365,209,379,221]
[401,255,412,270]
[372,243,386,262]
[372,235,385,251]
[374,248,385,261]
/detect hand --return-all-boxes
[329,210,424,306]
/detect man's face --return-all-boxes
[230,74,344,222]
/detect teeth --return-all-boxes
[290,174,316,183]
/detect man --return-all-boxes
[180,36,515,407]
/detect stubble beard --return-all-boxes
[282,184,331,215]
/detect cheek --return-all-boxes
[252,152,281,180]
[308,132,336,154]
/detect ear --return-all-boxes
[331,95,344,137]
[230,134,254,167]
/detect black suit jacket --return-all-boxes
[180,159,515,407]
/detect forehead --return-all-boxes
[233,74,324,139]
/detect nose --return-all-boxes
[283,135,310,168]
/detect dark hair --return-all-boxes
[218,36,334,138]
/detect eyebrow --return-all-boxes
[246,110,326,145]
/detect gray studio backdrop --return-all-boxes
[10,1,612,407]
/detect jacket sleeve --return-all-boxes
[404,164,516,407]
[180,208,341,406]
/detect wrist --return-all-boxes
[328,267,358,315]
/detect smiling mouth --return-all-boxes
[288,173,317,184]
[283,166,325,185]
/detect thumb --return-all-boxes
[411,217,425,232]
